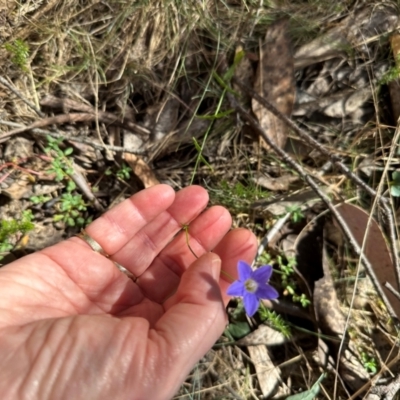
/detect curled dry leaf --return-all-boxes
[254,173,299,192]
[252,18,295,150]
[123,153,160,189]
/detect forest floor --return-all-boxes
[1,1,400,399]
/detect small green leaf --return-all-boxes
[70,210,79,217]
[64,147,73,156]
[53,214,64,222]
[393,171,400,184]
[285,374,325,400]
[76,217,85,226]
[223,49,245,81]
[192,137,214,170]
[391,185,400,197]
[225,321,251,340]
[67,217,75,227]
[196,109,235,120]
[67,180,76,192]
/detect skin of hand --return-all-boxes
[0,185,257,400]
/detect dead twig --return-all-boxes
[40,95,150,136]
[0,120,146,155]
[0,76,45,118]
[0,113,98,142]
[385,282,400,302]
[69,164,104,212]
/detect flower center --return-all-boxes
[244,278,258,293]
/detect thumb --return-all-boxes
[152,253,227,392]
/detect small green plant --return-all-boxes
[54,191,88,227]
[45,136,74,181]
[361,352,378,374]
[4,39,30,71]
[30,195,52,204]
[43,137,89,227]
[259,253,311,308]
[285,204,304,223]
[209,180,270,214]
[105,163,133,181]
[0,210,34,261]
[259,307,291,338]
[379,55,400,85]
[116,163,132,180]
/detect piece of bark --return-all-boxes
[247,345,281,398]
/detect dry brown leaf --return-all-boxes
[254,173,299,191]
[336,203,400,318]
[124,153,160,188]
[252,18,295,150]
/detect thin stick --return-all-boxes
[40,95,150,136]
[385,282,400,302]
[0,113,96,141]
[0,76,45,117]
[0,120,146,155]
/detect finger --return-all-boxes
[162,227,257,310]
[147,253,226,396]
[70,184,176,255]
[212,228,258,304]
[108,185,209,274]
[137,205,232,302]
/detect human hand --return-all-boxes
[0,185,257,400]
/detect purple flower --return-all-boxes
[227,260,279,317]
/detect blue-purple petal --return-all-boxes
[253,265,273,283]
[243,292,260,317]
[256,284,279,300]
[237,260,252,281]
[226,280,245,296]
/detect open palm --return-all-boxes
[0,185,257,400]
